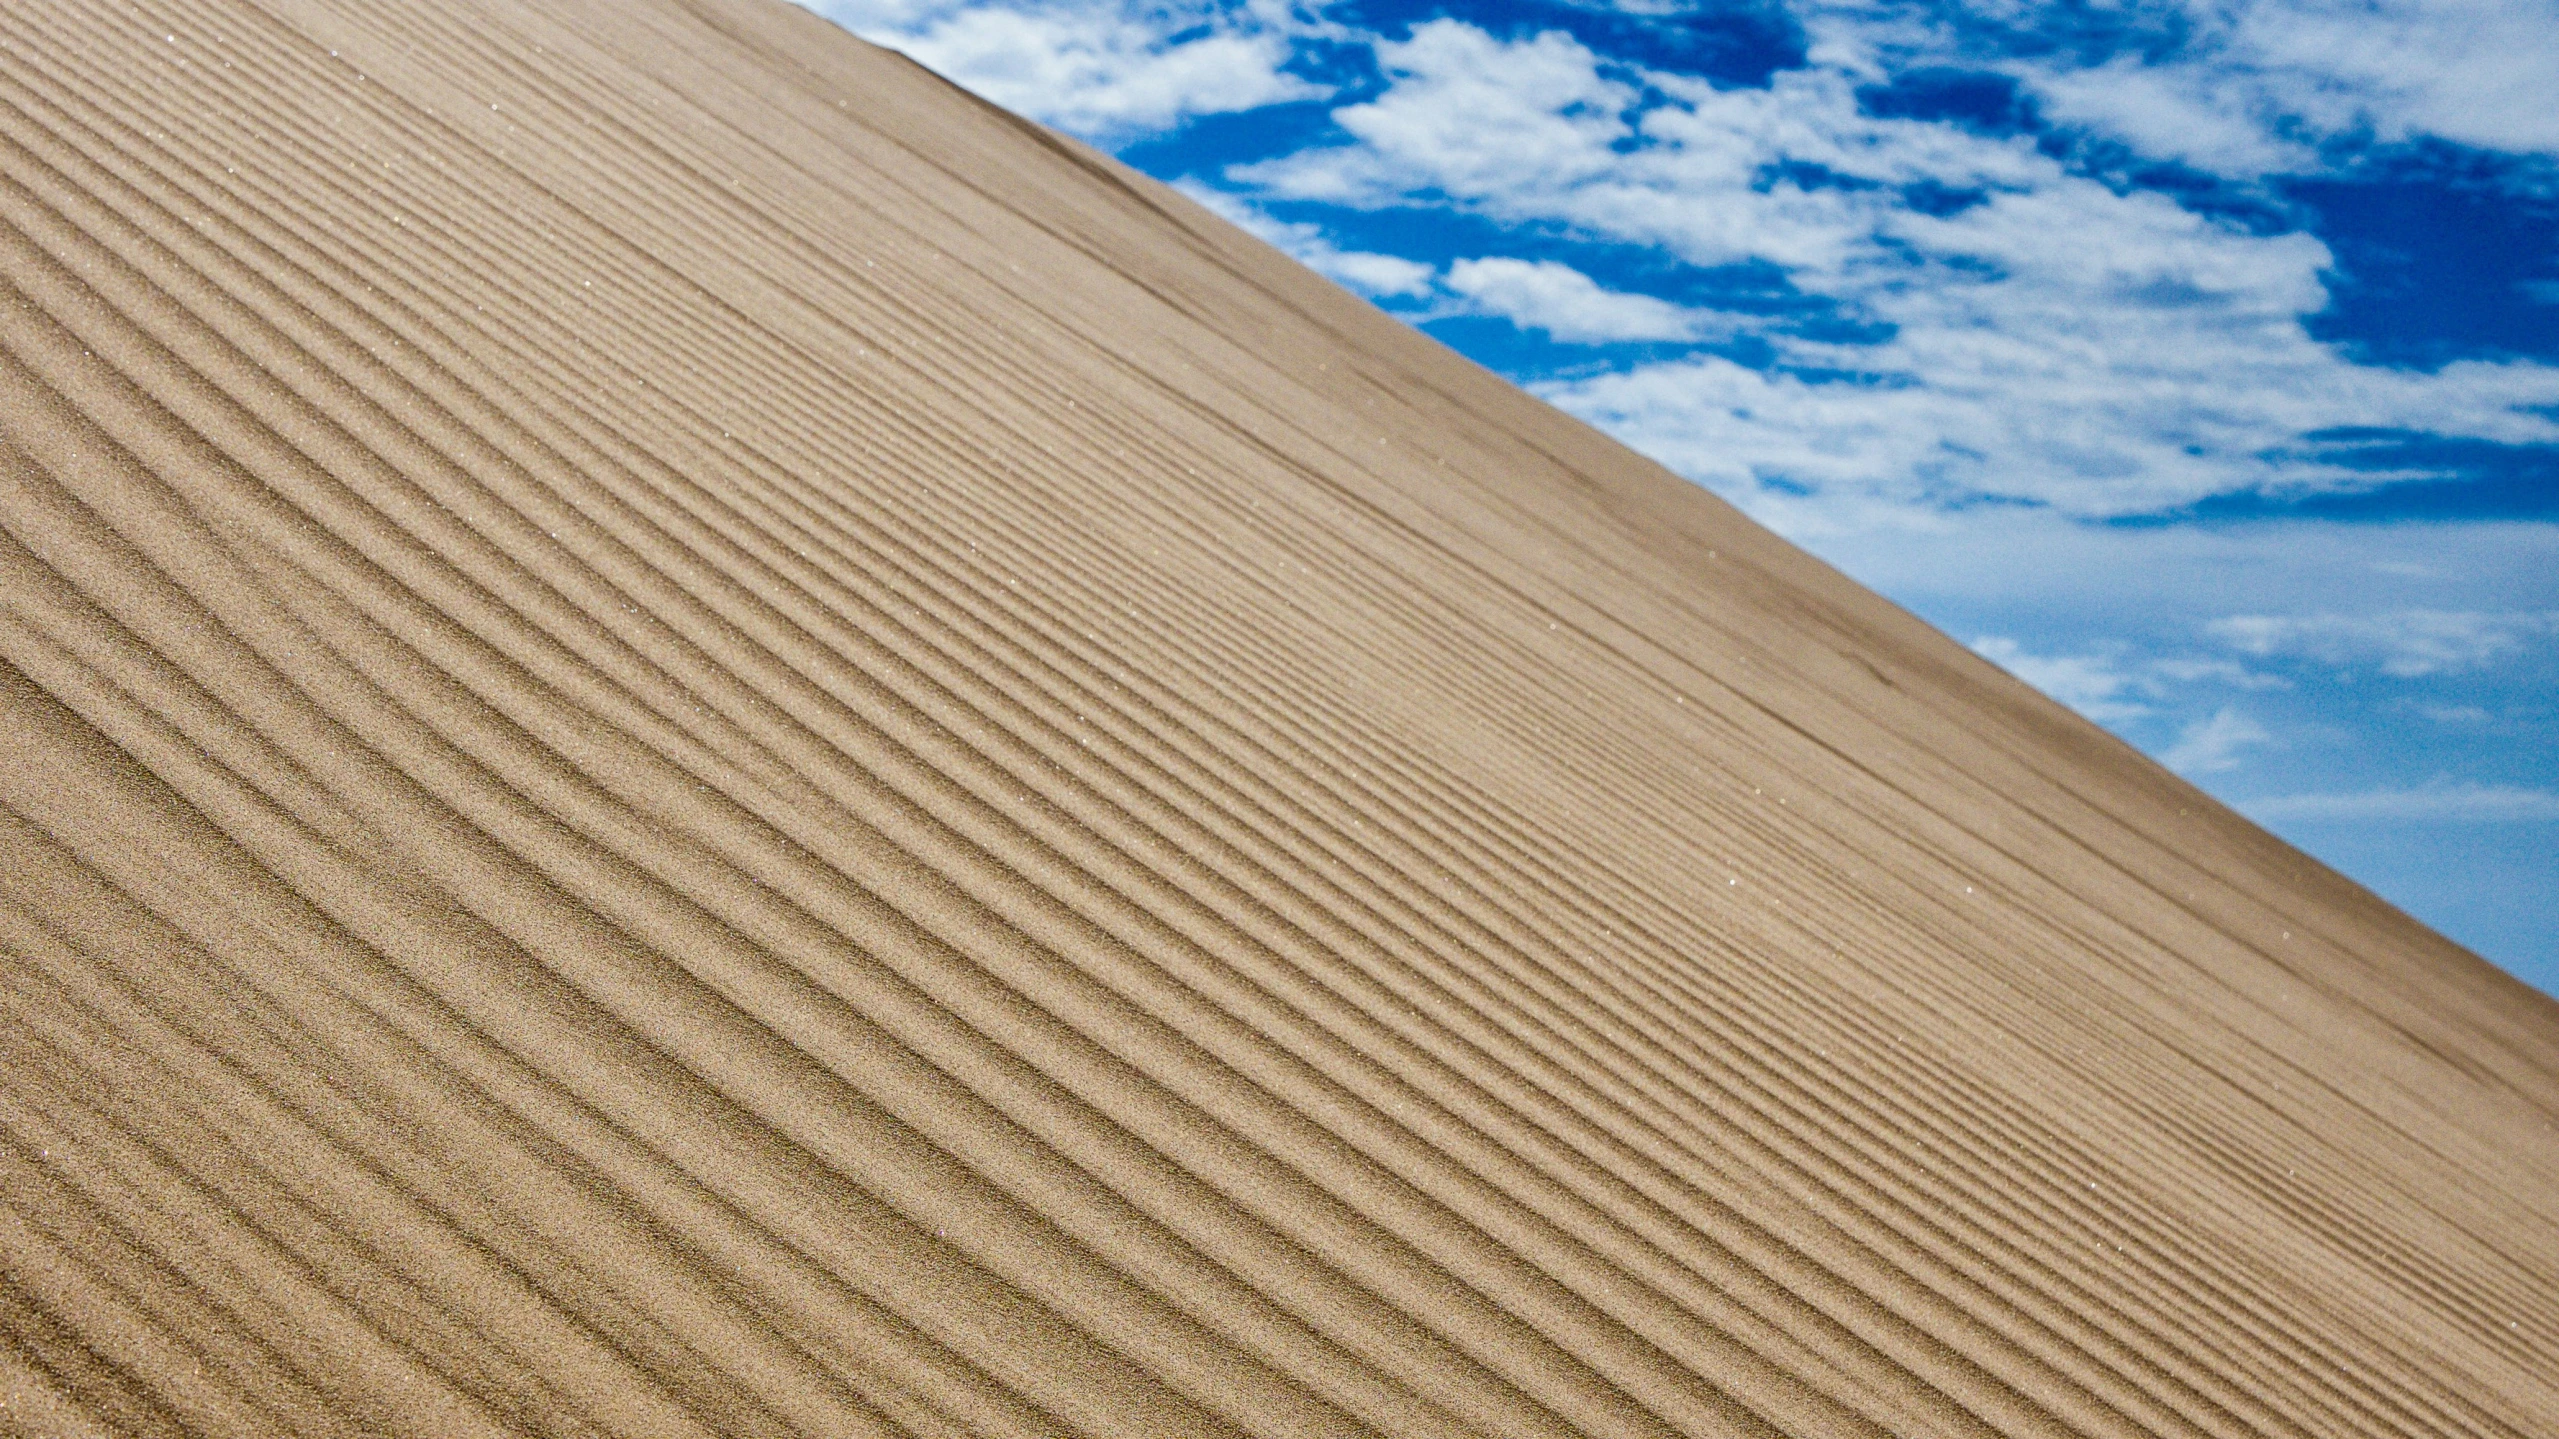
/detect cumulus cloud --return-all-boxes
[2208,610,2559,676]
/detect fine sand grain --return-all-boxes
[0,1,2552,1434]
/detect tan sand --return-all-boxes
[0,1,2551,1434]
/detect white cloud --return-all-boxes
[1237,37,2002,273]
[2162,707,2272,773]
[1223,21,2559,522]
[796,6,2559,525]
[1969,636,2286,727]
[2208,610,2559,676]
[1174,185,1437,297]
[1846,0,2559,173]
[2246,781,2559,821]
[1972,636,2153,721]
[1242,23,1642,208]
[1443,258,1717,343]
[1174,199,1735,334]
[1814,512,2559,629]
[798,0,1320,138]
[2210,0,2559,159]
[2024,55,2322,176]
[1317,249,1440,298]
[2154,657,2289,688]
[1972,629,2280,776]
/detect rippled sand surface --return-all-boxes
[0,2,2553,1434]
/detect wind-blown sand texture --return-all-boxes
[0,1,2552,1434]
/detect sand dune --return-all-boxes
[0,0,2551,1434]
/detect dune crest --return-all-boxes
[0,1,2552,1434]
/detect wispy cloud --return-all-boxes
[1830,0,2559,170]
[1969,636,2287,739]
[2246,782,2559,822]
[1443,258,1722,343]
[1972,636,2154,722]
[2208,610,2559,676]
[796,0,1321,138]
[1176,185,1437,297]
[1166,202,1737,337]
[2070,0,2559,164]
[1973,614,2286,778]
[2162,707,2272,774]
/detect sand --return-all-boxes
[0,0,2551,1434]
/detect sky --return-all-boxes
[790,0,2559,995]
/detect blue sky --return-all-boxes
[793,0,2559,994]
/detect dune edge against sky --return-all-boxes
[0,0,2554,1435]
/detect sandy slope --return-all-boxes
[0,0,2550,1433]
